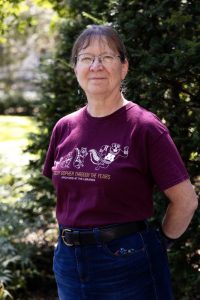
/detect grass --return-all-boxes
[0,115,38,202]
[0,115,37,167]
[0,116,36,142]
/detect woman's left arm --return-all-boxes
[161,179,198,239]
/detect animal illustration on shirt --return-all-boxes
[59,152,73,168]
[89,143,129,170]
[73,147,88,169]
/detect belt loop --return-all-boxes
[59,225,63,235]
[93,228,102,245]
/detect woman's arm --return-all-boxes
[162,179,198,239]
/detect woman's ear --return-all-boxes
[121,59,129,80]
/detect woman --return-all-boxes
[43,25,198,300]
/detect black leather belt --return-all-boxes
[61,221,147,247]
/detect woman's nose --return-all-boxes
[89,57,103,70]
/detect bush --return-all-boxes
[0,94,37,116]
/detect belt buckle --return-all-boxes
[61,228,74,246]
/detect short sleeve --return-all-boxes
[148,132,189,191]
[42,126,57,179]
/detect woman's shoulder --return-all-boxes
[128,102,158,121]
[127,102,169,141]
[54,106,85,128]
[129,102,166,127]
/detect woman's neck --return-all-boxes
[86,93,128,117]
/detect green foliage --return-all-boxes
[0,200,31,297]
[0,0,30,39]
[0,0,55,40]
[0,282,13,300]
[0,116,57,299]
[0,198,56,299]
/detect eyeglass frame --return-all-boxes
[75,53,122,66]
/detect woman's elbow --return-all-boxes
[190,193,199,212]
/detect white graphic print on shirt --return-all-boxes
[59,152,73,168]
[54,143,129,171]
[89,143,129,170]
[73,147,88,169]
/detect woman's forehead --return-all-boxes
[78,36,117,54]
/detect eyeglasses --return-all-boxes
[76,53,121,66]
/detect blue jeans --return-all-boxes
[53,226,174,300]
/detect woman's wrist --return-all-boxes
[159,225,177,249]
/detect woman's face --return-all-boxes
[74,38,128,99]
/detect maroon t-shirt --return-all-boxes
[42,102,189,227]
